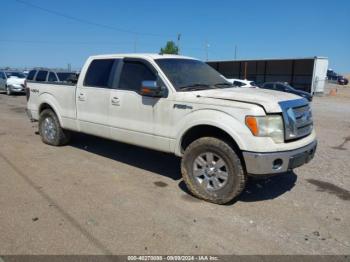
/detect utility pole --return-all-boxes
[177,33,181,55]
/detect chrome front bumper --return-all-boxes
[9,85,25,93]
[242,140,317,175]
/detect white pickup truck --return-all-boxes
[26,54,317,204]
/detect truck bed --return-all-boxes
[26,81,77,129]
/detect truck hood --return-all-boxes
[195,87,303,113]
[7,77,25,86]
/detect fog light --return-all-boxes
[273,159,283,170]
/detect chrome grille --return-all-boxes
[279,99,313,141]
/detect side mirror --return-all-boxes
[140,80,164,97]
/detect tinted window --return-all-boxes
[276,84,286,91]
[84,59,115,88]
[119,61,156,92]
[0,72,5,79]
[57,72,76,82]
[233,81,245,87]
[263,83,274,89]
[36,70,48,82]
[27,70,36,80]
[285,84,295,91]
[48,72,58,82]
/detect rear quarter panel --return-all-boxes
[27,82,78,130]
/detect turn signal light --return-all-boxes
[245,116,259,136]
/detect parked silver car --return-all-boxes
[0,70,26,95]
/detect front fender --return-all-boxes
[173,109,250,156]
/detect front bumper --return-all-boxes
[9,85,25,93]
[242,140,317,175]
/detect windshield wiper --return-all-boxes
[178,83,214,91]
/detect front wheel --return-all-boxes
[39,109,71,146]
[181,137,246,204]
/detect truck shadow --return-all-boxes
[70,133,297,203]
[238,172,297,202]
[178,172,297,204]
[69,133,182,181]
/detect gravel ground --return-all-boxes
[0,85,349,255]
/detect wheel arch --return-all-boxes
[177,124,246,165]
[38,101,62,126]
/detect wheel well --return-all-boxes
[180,125,246,172]
[39,103,54,114]
[181,125,241,154]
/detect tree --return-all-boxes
[160,41,179,55]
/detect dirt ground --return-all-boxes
[0,84,349,255]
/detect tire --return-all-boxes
[39,109,71,146]
[6,86,12,95]
[181,137,246,204]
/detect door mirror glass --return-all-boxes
[140,80,163,97]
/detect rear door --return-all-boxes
[76,58,119,138]
[109,58,171,152]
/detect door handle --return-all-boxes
[78,93,86,101]
[111,97,120,106]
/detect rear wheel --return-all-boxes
[39,109,71,146]
[181,137,246,204]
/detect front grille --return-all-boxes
[279,99,313,141]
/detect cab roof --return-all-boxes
[88,53,197,60]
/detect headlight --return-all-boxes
[245,115,284,143]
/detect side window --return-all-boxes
[36,70,48,82]
[264,83,273,89]
[84,59,116,88]
[48,72,58,82]
[233,81,244,87]
[0,72,5,79]
[276,84,285,91]
[27,70,36,80]
[119,61,156,92]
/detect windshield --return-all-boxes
[57,72,76,81]
[155,58,231,91]
[5,72,26,78]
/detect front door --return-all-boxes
[109,59,172,152]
